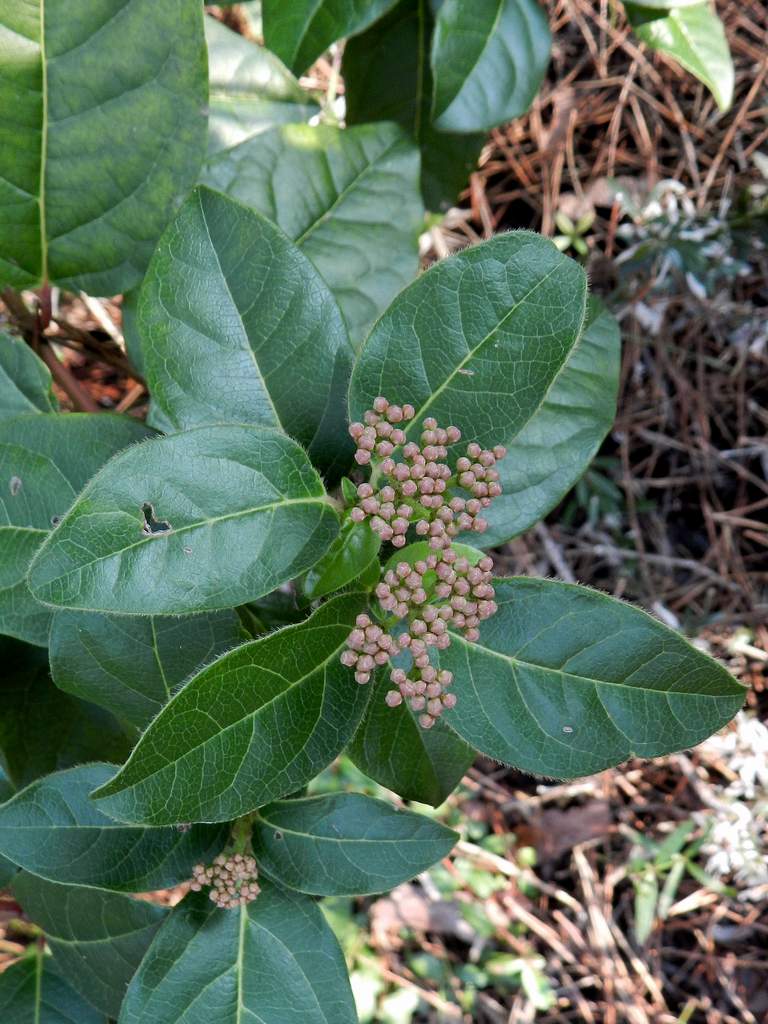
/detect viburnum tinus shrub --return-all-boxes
[0,2,746,1022]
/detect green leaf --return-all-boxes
[263,0,399,73]
[49,609,244,728]
[0,764,226,890]
[0,0,207,295]
[302,519,381,601]
[627,2,734,112]
[205,17,318,156]
[431,0,550,132]
[201,122,424,346]
[0,412,153,645]
[237,590,309,638]
[0,767,15,888]
[137,187,354,476]
[349,232,588,485]
[0,951,106,1024]
[344,0,485,210]
[92,594,371,825]
[0,333,57,418]
[28,424,339,615]
[442,577,746,779]
[0,638,130,788]
[12,873,166,1019]
[252,793,457,895]
[119,884,357,1024]
[480,297,621,546]
[349,668,474,806]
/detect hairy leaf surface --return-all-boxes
[119,885,357,1024]
[0,333,57,418]
[0,412,152,644]
[431,0,550,132]
[137,187,354,474]
[201,122,423,345]
[49,609,243,728]
[28,424,339,615]
[443,578,746,778]
[349,232,588,499]
[13,873,166,1019]
[0,0,207,294]
[263,0,398,73]
[253,793,457,894]
[349,668,474,806]
[0,764,225,890]
[0,953,105,1024]
[481,297,620,546]
[93,594,370,825]
[205,17,318,155]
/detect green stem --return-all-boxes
[230,812,257,855]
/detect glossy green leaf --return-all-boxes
[0,0,207,295]
[0,333,57,418]
[263,0,398,73]
[344,0,485,210]
[253,793,457,895]
[137,187,354,475]
[0,951,105,1024]
[431,0,550,132]
[13,873,166,1019]
[349,232,588,493]
[201,122,424,345]
[0,764,226,890]
[481,297,621,546]
[28,424,339,615]
[92,594,370,825]
[0,412,152,645]
[349,668,474,806]
[0,638,130,788]
[49,609,244,728]
[302,519,381,601]
[205,17,318,156]
[120,885,357,1024]
[627,2,734,111]
[443,577,746,779]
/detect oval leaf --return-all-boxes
[627,2,734,112]
[0,953,105,1024]
[349,667,475,807]
[119,885,357,1024]
[431,0,551,132]
[50,609,244,728]
[0,333,57,418]
[263,0,399,74]
[201,122,424,346]
[0,412,153,645]
[480,296,621,546]
[0,639,130,788]
[137,187,353,475]
[343,0,485,210]
[349,232,588,494]
[0,0,207,294]
[0,764,225,890]
[302,519,380,601]
[13,873,166,1019]
[253,793,457,895]
[28,424,339,615]
[93,594,370,825]
[205,17,318,155]
[443,578,746,779]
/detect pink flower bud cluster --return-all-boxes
[341,399,506,730]
[190,853,260,910]
[348,398,506,550]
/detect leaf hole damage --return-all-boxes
[141,502,172,536]
[562,725,574,734]
[9,475,22,496]
[50,515,62,527]
[273,830,284,841]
